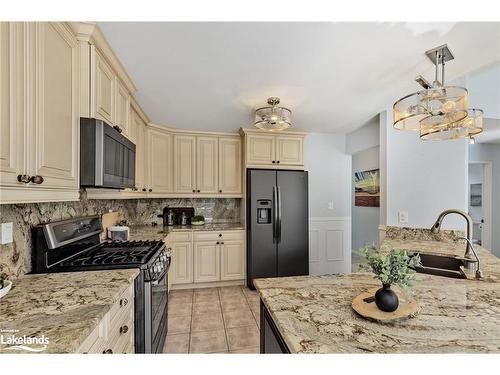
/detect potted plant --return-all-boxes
[191,215,205,226]
[0,271,12,299]
[362,247,421,312]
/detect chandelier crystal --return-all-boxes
[255,97,292,131]
[393,45,484,141]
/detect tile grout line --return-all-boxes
[188,289,194,353]
[241,285,259,327]
[218,287,230,353]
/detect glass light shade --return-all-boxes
[255,106,292,131]
[393,91,427,131]
[420,108,483,141]
[418,86,468,129]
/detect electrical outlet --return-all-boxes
[0,222,13,245]
[327,201,334,210]
[398,211,409,224]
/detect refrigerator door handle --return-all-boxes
[277,186,282,244]
[273,185,278,243]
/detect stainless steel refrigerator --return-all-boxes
[246,169,309,288]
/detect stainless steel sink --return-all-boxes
[413,253,467,279]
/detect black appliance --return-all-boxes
[80,118,136,189]
[246,169,309,288]
[158,207,195,226]
[32,215,169,354]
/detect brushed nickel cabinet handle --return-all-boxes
[102,349,113,354]
[120,325,129,334]
[149,188,152,192]
[120,298,128,307]
[17,174,31,183]
[30,175,44,184]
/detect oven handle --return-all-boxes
[150,269,168,285]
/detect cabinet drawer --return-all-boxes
[107,308,134,352]
[108,283,134,323]
[194,230,244,242]
[170,232,192,242]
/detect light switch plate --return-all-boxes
[398,211,409,224]
[0,222,14,245]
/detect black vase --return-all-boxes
[375,284,399,312]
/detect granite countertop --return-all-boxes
[127,223,245,241]
[254,228,500,353]
[0,269,139,354]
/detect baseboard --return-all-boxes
[171,279,244,290]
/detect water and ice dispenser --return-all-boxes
[256,200,272,224]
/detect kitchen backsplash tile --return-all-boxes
[0,192,241,279]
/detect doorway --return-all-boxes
[468,162,492,250]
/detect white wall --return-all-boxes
[381,109,469,231]
[304,133,352,218]
[346,115,380,155]
[304,133,352,274]
[352,146,380,250]
[469,143,500,256]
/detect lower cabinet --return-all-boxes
[169,230,245,286]
[260,300,290,354]
[78,283,134,354]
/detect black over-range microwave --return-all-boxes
[80,118,136,189]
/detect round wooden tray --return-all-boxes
[352,286,419,323]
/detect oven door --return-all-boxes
[147,270,168,353]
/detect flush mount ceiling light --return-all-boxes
[254,97,292,131]
[393,44,484,141]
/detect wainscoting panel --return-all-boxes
[309,217,351,275]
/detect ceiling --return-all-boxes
[99,22,500,134]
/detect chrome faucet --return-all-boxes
[430,209,482,277]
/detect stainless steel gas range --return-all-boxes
[31,215,170,354]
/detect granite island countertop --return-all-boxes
[127,223,244,241]
[254,228,500,353]
[0,269,139,354]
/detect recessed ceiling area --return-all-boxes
[99,22,500,133]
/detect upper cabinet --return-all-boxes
[114,79,130,136]
[218,137,242,194]
[240,129,306,169]
[146,128,173,194]
[92,47,115,124]
[196,136,219,194]
[174,135,197,193]
[0,22,80,204]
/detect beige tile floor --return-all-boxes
[163,285,261,354]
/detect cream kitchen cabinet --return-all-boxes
[129,106,147,191]
[196,136,219,194]
[220,239,245,281]
[146,128,173,193]
[92,47,115,125]
[0,22,80,204]
[168,232,194,285]
[218,137,242,194]
[240,128,306,169]
[193,241,220,282]
[169,230,245,287]
[173,135,197,193]
[0,22,25,188]
[114,79,130,136]
[78,283,135,354]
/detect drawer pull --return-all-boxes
[216,241,220,245]
[221,242,224,245]
[17,174,31,184]
[120,325,129,334]
[102,349,113,354]
[120,298,129,307]
[30,175,44,184]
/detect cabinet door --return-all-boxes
[218,137,241,194]
[173,135,196,193]
[171,241,193,284]
[0,22,25,187]
[246,134,276,165]
[194,241,220,282]
[220,240,245,281]
[114,79,130,135]
[276,135,303,165]
[196,136,218,194]
[146,129,173,193]
[93,47,115,124]
[30,22,79,189]
[130,109,146,190]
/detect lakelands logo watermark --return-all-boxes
[0,329,49,352]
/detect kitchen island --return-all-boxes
[0,269,139,354]
[254,228,500,353]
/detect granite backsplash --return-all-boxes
[0,192,241,279]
